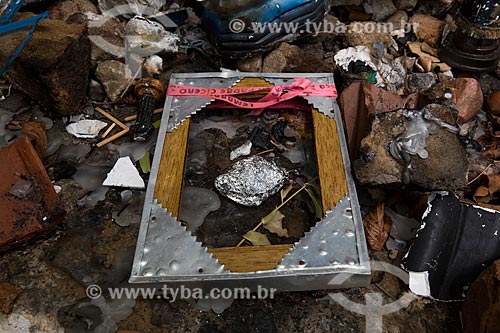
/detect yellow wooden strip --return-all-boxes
[154,119,190,217]
[312,109,349,210]
[208,245,293,272]
[234,77,273,87]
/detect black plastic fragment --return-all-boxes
[403,192,500,300]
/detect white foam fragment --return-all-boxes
[230,140,252,160]
[103,157,145,189]
[409,271,431,297]
[334,45,406,92]
[144,55,163,76]
[66,119,108,138]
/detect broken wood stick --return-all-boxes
[101,123,116,138]
[97,128,129,147]
[95,107,130,147]
[95,107,129,129]
[123,107,163,122]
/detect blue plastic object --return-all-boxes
[201,0,328,58]
[0,0,47,76]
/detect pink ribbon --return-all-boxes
[166,78,337,115]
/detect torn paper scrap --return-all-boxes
[66,119,108,138]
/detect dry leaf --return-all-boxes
[477,134,500,159]
[363,203,392,251]
[487,175,500,193]
[473,175,500,207]
[474,185,491,203]
[407,42,451,72]
[262,209,288,237]
[243,231,271,246]
[420,42,438,56]
[21,121,46,159]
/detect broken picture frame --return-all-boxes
[129,72,370,291]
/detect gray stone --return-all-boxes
[356,106,467,192]
[87,14,126,66]
[344,22,397,49]
[88,79,106,102]
[124,16,179,74]
[48,0,98,21]
[386,10,409,31]
[237,54,263,72]
[262,43,301,73]
[355,111,405,187]
[364,0,397,21]
[407,73,437,93]
[125,16,179,56]
[415,0,455,17]
[97,0,164,18]
[393,0,418,11]
[95,60,132,102]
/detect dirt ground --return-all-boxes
[0,181,462,332]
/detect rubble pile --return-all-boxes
[0,0,499,331]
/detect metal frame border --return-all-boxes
[130,72,370,291]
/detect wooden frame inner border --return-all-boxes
[154,78,348,272]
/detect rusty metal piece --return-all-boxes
[130,78,165,141]
[0,137,64,253]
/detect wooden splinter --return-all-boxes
[101,123,116,138]
[123,107,163,122]
[95,107,130,147]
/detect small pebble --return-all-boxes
[389,249,399,260]
[487,90,500,116]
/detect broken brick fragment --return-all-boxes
[0,137,65,253]
[0,14,90,115]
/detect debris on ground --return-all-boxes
[103,156,145,189]
[95,60,133,102]
[0,282,21,314]
[215,156,287,207]
[355,105,467,190]
[0,13,90,115]
[1,0,500,330]
[0,137,64,252]
[403,192,500,300]
[66,119,108,139]
[462,259,500,332]
[334,45,406,93]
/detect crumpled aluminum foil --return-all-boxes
[214,156,287,207]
